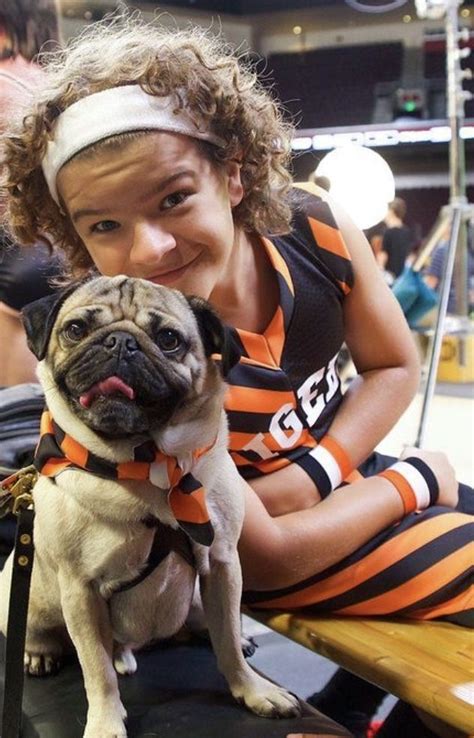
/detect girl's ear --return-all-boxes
[226,159,244,209]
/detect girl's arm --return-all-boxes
[326,195,420,464]
[252,196,421,516]
[239,447,457,591]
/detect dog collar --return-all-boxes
[34,410,214,546]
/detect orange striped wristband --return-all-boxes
[379,459,438,514]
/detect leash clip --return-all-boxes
[12,491,35,516]
[0,465,37,517]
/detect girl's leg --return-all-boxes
[247,456,472,737]
[243,505,473,623]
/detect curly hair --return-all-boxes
[1,14,294,279]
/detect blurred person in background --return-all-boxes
[0,0,62,386]
[377,197,415,283]
[422,219,474,319]
[364,220,386,261]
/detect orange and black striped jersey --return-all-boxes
[224,190,353,481]
[232,191,473,625]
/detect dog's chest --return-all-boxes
[82,524,156,595]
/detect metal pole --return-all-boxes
[416,206,462,447]
[414,0,471,444]
[445,0,468,316]
[445,0,466,203]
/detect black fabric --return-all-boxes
[179,473,202,494]
[0,634,350,738]
[0,517,15,556]
[0,384,44,472]
[376,700,440,738]
[457,482,474,515]
[307,668,387,738]
[0,241,62,312]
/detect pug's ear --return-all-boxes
[187,296,241,377]
[21,284,79,360]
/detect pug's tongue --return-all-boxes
[79,376,135,408]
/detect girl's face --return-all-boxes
[56,132,244,300]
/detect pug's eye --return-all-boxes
[63,320,88,342]
[156,329,182,353]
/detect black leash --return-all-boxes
[1,469,36,738]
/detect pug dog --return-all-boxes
[0,276,300,738]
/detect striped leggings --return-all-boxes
[242,452,473,627]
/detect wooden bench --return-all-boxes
[245,610,474,737]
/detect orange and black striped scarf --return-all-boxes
[34,411,214,546]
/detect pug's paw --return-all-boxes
[233,672,301,718]
[83,703,127,738]
[83,724,127,738]
[24,651,62,677]
[114,645,137,675]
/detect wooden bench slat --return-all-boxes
[246,611,474,735]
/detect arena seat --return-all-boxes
[245,609,474,737]
[267,43,403,128]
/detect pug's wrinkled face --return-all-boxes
[22,276,226,438]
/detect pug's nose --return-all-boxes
[103,331,139,355]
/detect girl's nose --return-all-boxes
[129,221,176,265]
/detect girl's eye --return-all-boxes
[91,220,120,234]
[161,192,189,210]
[63,320,88,342]
[156,329,182,353]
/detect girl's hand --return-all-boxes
[401,446,458,508]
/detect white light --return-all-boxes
[311,134,337,150]
[430,125,451,142]
[291,124,474,151]
[315,145,395,230]
[293,25,303,35]
[414,0,447,20]
[292,136,313,150]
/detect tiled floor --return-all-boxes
[244,381,474,722]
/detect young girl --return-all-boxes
[2,17,472,737]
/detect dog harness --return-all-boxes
[34,410,215,546]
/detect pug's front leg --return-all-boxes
[57,570,127,738]
[200,552,301,718]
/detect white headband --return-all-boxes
[41,85,226,205]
